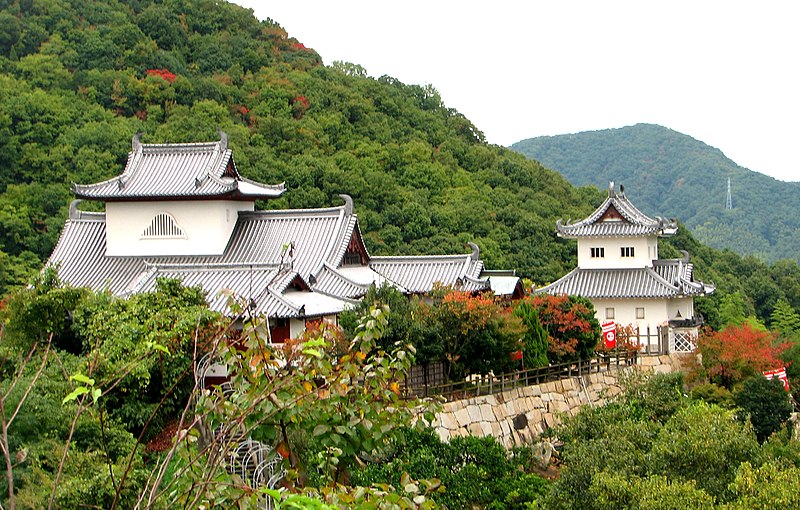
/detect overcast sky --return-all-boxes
[234,1,799,182]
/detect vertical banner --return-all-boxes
[763,367,790,392]
[602,321,616,349]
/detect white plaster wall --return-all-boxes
[289,318,306,339]
[105,200,253,256]
[577,236,658,269]
[667,297,694,321]
[288,315,339,340]
[591,298,669,335]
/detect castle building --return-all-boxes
[538,182,714,352]
[48,134,521,342]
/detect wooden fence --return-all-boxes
[621,325,668,355]
[403,351,638,402]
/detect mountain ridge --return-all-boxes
[511,123,800,263]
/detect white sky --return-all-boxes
[234,1,799,182]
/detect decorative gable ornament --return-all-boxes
[142,213,186,238]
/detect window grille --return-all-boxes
[670,331,696,352]
[342,250,362,266]
[590,247,605,258]
[621,246,635,257]
[142,213,185,238]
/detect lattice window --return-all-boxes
[142,213,185,238]
[591,247,605,258]
[621,246,635,257]
[670,331,696,353]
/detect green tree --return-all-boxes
[718,291,749,328]
[733,376,793,443]
[589,473,715,510]
[339,284,419,354]
[71,278,223,438]
[513,300,549,368]
[647,402,759,501]
[351,427,549,509]
[770,298,800,338]
[2,266,88,353]
[726,461,800,509]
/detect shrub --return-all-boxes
[351,427,549,509]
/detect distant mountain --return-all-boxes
[511,124,800,263]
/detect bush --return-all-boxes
[689,382,734,408]
[351,427,549,509]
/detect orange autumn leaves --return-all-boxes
[698,323,790,388]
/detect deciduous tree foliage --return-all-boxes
[521,294,599,362]
[696,323,788,389]
[545,371,799,509]
[413,288,524,380]
[734,376,793,443]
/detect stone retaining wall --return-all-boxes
[427,354,682,448]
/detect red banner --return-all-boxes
[763,367,790,392]
[602,321,616,349]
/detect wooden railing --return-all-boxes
[403,351,639,402]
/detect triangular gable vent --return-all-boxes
[142,213,186,238]
[598,204,625,222]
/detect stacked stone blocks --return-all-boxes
[427,355,678,448]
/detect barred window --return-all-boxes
[342,250,363,266]
[142,213,186,238]
[590,247,605,258]
[621,246,635,257]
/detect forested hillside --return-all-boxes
[0,0,799,330]
[511,123,800,263]
[0,0,602,299]
[4,2,800,508]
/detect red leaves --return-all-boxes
[521,294,599,360]
[292,95,310,119]
[698,323,790,388]
[145,68,177,83]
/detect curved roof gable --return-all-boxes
[72,133,285,201]
[556,182,677,238]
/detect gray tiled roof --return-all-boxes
[132,264,303,318]
[369,245,488,294]
[538,259,714,299]
[312,263,374,299]
[557,183,677,238]
[72,134,285,201]
[49,217,148,295]
[228,207,350,279]
[48,203,498,317]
